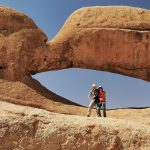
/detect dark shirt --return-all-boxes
[94,89,99,103]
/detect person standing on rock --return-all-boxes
[87,84,99,117]
[96,86,107,117]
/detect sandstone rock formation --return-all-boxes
[0,5,150,114]
[0,79,85,116]
[46,6,150,82]
[0,5,150,150]
[0,6,47,81]
[0,6,150,82]
[0,101,150,150]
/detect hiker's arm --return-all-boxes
[88,91,92,100]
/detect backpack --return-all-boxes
[99,90,106,102]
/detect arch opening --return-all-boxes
[32,68,150,109]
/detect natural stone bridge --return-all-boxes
[0,6,150,114]
[0,6,150,150]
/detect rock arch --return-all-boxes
[0,6,150,114]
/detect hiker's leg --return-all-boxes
[103,102,106,117]
[97,103,102,117]
[96,103,101,117]
[87,100,95,116]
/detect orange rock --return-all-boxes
[0,6,150,150]
[0,6,150,113]
[0,101,149,150]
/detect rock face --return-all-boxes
[0,6,80,110]
[0,6,150,82]
[0,79,85,115]
[0,101,150,150]
[46,6,150,82]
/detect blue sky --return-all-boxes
[1,0,150,108]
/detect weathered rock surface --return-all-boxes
[49,6,150,81]
[32,6,150,81]
[0,6,150,150]
[0,101,150,150]
[0,5,150,114]
[0,79,85,115]
[0,6,150,81]
[0,6,47,81]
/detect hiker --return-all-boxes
[96,86,107,117]
[87,84,99,117]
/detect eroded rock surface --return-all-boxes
[0,5,150,113]
[0,79,85,115]
[32,6,150,81]
[0,6,150,82]
[0,6,48,81]
[0,101,150,150]
[0,6,150,149]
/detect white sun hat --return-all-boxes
[92,84,97,88]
